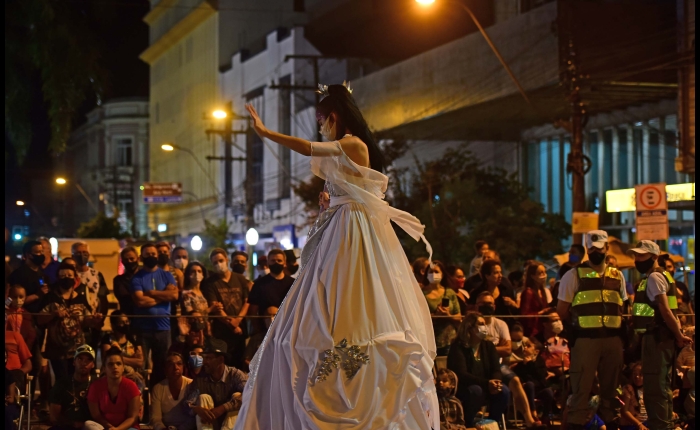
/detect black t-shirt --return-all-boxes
[249,274,294,312]
[8,263,49,313]
[113,272,136,316]
[49,376,93,424]
[202,272,249,339]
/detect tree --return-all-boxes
[76,212,127,239]
[5,0,106,162]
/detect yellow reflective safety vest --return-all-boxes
[631,268,677,334]
[571,264,624,331]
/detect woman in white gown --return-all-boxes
[235,83,439,429]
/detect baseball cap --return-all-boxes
[203,338,228,355]
[74,344,96,360]
[627,240,660,256]
[585,230,608,250]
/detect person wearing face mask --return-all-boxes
[230,251,249,279]
[556,230,628,430]
[520,263,553,337]
[447,312,510,427]
[468,259,518,319]
[557,244,586,281]
[113,247,140,317]
[423,260,462,356]
[8,240,50,314]
[201,248,250,370]
[181,262,214,315]
[37,262,97,381]
[71,242,108,325]
[171,311,208,378]
[446,265,470,314]
[283,249,300,278]
[131,242,179,386]
[248,249,294,334]
[657,254,694,326]
[173,246,190,271]
[629,240,691,430]
[38,237,60,284]
[254,256,270,281]
[536,309,571,378]
[100,311,145,371]
[6,285,37,352]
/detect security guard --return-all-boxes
[556,230,627,429]
[629,240,691,430]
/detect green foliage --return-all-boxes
[199,219,232,271]
[76,212,127,239]
[5,0,105,162]
[393,144,570,270]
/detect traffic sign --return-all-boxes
[142,182,183,204]
[634,183,668,240]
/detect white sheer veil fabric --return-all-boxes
[234,140,439,429]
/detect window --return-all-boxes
[117,138,133,166]
[278,75,292,198]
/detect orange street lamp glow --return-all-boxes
[415,0,436,5]
[56,177,67,185]
[212,109,227,119]
[161,143,175,151]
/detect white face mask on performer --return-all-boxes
[428,273,442,285]
[319,116,336,142]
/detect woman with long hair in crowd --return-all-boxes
[520,263,552,337]
[236,83,439,428]
[181,262,213,315]
[423,260,462,356]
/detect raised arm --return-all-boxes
[246,104,312,155]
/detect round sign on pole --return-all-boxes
[639,186,663,209]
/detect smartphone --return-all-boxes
[441,297,450,308]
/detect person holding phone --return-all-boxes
[423,260,462,356]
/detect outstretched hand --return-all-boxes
[245,104,268,139]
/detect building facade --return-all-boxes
[64,98,150,236]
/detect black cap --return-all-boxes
[203,338,228,355]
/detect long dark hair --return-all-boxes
[184,261,208,289]
[317,84,385,172]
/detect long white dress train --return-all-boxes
[234,140,439,429]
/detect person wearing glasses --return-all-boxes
[48,344,96,430]
[151,352,195,430]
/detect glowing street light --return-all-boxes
[212,109,228,119]
[161,143,174,151]
[190,235,203,251]
[16,200,25,206]
[415,0,435,5]
[56,177,67,185]
[246,228,259,246]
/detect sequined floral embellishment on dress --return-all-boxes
[312,338,370,384]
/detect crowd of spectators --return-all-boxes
[4,233,695,430]
[415,236,695,430]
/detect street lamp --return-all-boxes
[190,235,203,251]
[246,228,259,246]
[16,200,25,206]
[160,142,221,198]
[212,109,228,119]
[55,177,99,213]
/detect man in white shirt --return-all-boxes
[556,230,627,430]
[151,352,195,430]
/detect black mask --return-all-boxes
[190,321,205,331]
[123,261,139,272]
[114,324,130,334]
[231,263,246,274]
[73,254,88,266]
[157,254,170,266]
[31,254,46,266]
[58,277,74,290]
[588,252,606,266]
[478,305,495,316]
[143,256,159,269]
[287,264,299,275]
[269,263,285,275]
[635,258,655,274]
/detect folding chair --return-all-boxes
[13,374,33,430]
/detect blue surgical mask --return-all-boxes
[188,354,203,369]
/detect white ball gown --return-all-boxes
[234,140,439,429]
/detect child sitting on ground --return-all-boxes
[436,368,467,430]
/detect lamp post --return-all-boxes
[161,143,221,198]
[55,177,99,213]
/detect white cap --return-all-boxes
[585,230,608,250]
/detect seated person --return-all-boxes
[535,310,570,378]
[436,368,467,429]
[506,323,525,365]
[583,396,606,430]
[619,362,648,430]
[151,352,195,430]
[447,312,510,427]
[85,347,141,430]
[171,312,207,378]
[184,338,248,430]
[510,338,556,427]
[101,311,144,371]
[48,344,95,430]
